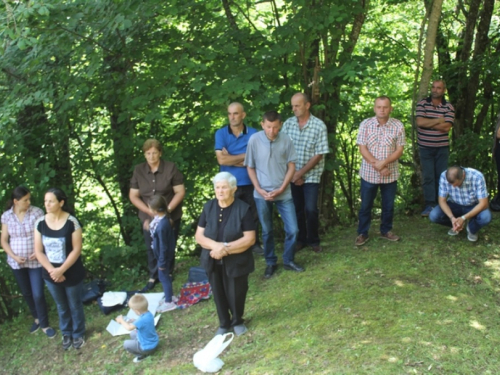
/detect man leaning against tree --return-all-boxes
[355,96,405,247]
[416,80,455,217]
[282,93,329,253]
[429,166,491,242]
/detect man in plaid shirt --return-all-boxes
[429,166,491,242]
[355,96,406,246]
[282,93,329,253]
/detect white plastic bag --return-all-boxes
[193,332,234,373]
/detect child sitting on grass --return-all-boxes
[149,195,177,313]
[116,294,159,363]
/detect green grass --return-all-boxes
[2,214,500,374]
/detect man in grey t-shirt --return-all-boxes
[245,111,304,279]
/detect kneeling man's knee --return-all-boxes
[478,209,492,225]
[428,206,441,223]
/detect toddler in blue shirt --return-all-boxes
[116,294,159,363]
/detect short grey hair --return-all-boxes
[212,172,237,189]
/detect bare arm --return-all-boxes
[168,184,185,212]
[1,224,26,264]
[48,227,83,282]
[293,154,323,183]
[247,167,267,198]
[115,315,136,331]
[216,149,245,167]
[416,117,445,128]
[129,188,153,217]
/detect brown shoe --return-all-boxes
[311,245,322,253]
[355,234,369,246]
[380,231,400,241]
[295,243,306,252]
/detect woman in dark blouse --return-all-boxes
[195,172,256,337]
[129,139,185,291]
[35,188,86,350]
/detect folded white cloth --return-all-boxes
[101,291,127,307]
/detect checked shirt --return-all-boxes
[438,168,488,206]
[282,114,329,183]
[357,117,406,184]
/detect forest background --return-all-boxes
[0,0,498,323]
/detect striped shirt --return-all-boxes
[416,97,455,147]
[357,117,406,184]
[438,168,488,206]
[282,114,330,183]
[1,206,44,269]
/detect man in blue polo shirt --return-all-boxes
[215,102,263,254]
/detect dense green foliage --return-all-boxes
[0,0,499,321]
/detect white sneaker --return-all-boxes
[158,295,178,306]
[467,224,478,242]
[156,301,177,313]
[448,228,459,236]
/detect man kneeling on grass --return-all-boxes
[429,165,492,242]
[116,294,159,363]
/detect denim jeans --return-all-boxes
[45,280,85,338]
[291,183,320,246]
[419,146,449,206]
[429,201,492,234]
[158,268,173,302]
[12,267,49,328]
[255,198,298,266]
[357,178,397,236]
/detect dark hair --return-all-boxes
[45,187,70,212]
[446,166,464,184]
[5,186,31,211]
[149,195,167,213]
[262,110,282,123]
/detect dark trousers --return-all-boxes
[143,218,180,280]
[495,144,500,193]
[12,267,49,328]
[234,185,261,246]
[419,146,449,207]
[357,178,397,236]
[291,182,320,246]
[209,263,249,329]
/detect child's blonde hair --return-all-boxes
[128,294,149,313]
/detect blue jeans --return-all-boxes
[12,267,49,328]
[158,268,173,302]
[419,146,449,206]
[429,201,492,234]
[255,198,298,266]
[45,280,85,338]
[291,183,320,246]
[357,178,397,236]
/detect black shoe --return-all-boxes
[264,265,277,279]
[62,335,72,350]
[73,336,85,349]
[141,281,156,292]
[295,243,306,252]
[283,261,304,272]
[251,244,264,255]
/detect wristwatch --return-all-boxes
[461,215,466,221]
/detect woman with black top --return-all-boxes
[195,172,256,337]
[34,188,86,350]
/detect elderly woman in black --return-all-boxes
[195,172,256,336]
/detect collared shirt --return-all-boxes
[1,206,44,269]
[356,117,406,184]
[282,114,330,183]
[130,159,184,222]
[245,131,296,200]
[214,124,258,186]
[416,96,455,147]
[438,168,488,206]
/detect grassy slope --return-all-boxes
[2,214,500,375]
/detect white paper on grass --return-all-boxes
[105,292,164,336]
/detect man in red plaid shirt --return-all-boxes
[355,96,406,246]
